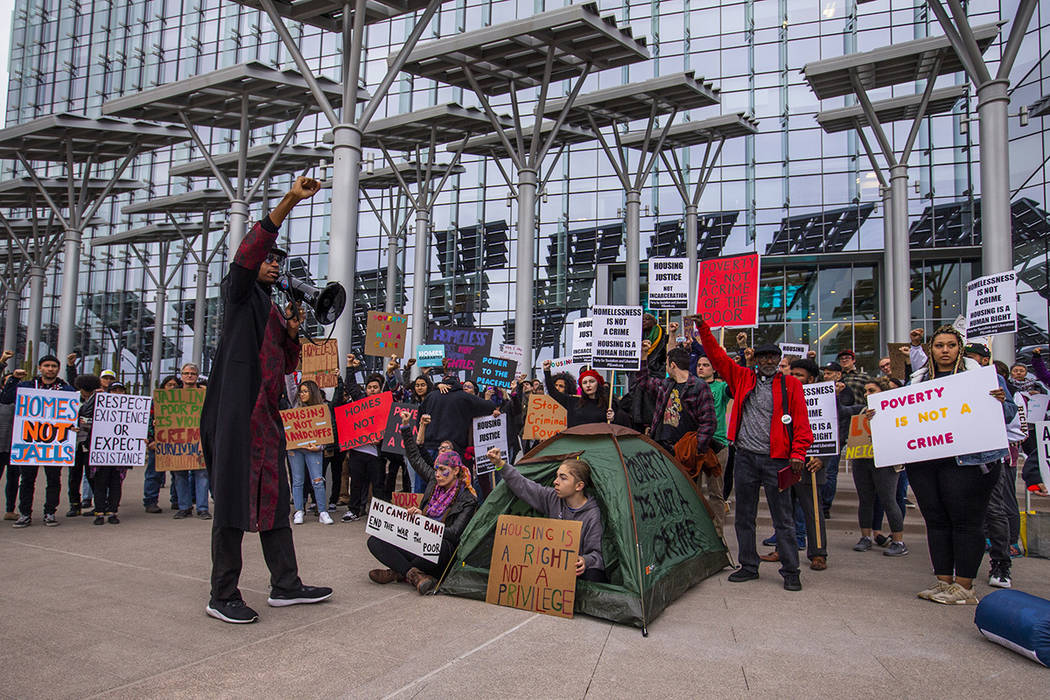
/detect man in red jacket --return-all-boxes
[691,315,814,591]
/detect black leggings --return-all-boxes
[906,458,1000,579]
[853,460,904,533]
[91,468,123,514]
[367,535,453,578]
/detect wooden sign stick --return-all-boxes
[812,475,823,550]
[607,370,616,422]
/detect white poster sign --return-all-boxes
[966,271,1017,338]
[778,342,809,358]
[10,388,80,467]
[1035,422,1050,490]
[648,257,690,310]
[1027,393,1050,424]
[591,305,643,371]
[497,344,524,363]
[473,413,509,475]
[867,366,1008,468]
[572,319,592,364]
[803,381,839,457]
[365,497,444,563]
[89,393,151,467]
[549,356,583,378]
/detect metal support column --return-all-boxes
[976,79,1013,362]
[889,165,911,342]
[880,185,893,352]
[56,228,83,361]
[329,123,364,354]
[27,264,44,362]
[411,206,429,351]
[150,246,169,389]
[516,168,538,367]
[385,226,399,314]
[625,189,641,305]
[684,204,698,310]
[192,228,209,366]
[4,288,18,355]
[227,200,249,255]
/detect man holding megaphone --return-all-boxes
[200,176,333,624]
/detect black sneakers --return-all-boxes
[206,599,260,624]
[727,569,759,583]
[783,574,802,591]
[267,584,333,607]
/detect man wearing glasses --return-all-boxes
[200,177,332,624]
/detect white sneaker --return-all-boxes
[989,569,1012,589]
[319,511,333,525]
[293,510,304,525]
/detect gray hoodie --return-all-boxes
[499,462,605,572]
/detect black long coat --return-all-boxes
[201,218,294,532]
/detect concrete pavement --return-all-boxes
[2,467,1049,699]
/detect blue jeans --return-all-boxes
[289,449,326,513]
[820,454,841,511]
[175,469,209,513]
[142,451,165,506]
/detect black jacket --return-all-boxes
[418,377,496,451]
[401,426,476,546]
[544,369,619,427]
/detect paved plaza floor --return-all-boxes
[2,468,1049,699]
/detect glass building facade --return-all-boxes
[3,0,1049,386]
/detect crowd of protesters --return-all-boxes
[2,319,1045,606]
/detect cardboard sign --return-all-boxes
[476,356,517,391]
[416,344,445,368]
[10,388,80,467]
[1027,394,1050,424]
[498,344,524,363]
[380,402,418,456]
[1035,421,1050,489]
[473,413,509,475]
[591,305,643,371]
[365,497,444,563]
[887,343,909,381]
[365,311,409,358]
[966,271,1017,338]
[648,257,690,310]
[695,252,760,328]
[803,381,839,457]
[428,326,493,373]
[300,339,340,389]
[867,366,1008,468]
[391,492,422,509]
[153,388,205,471]
[485,514,582,619]
[335,391,393,450]
[280,404,334,450]
[843,414,873,460]
[778,342,809,358]
[572,319,592,364]
[522,394,567,441]
[89,393,151,467]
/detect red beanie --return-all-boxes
[578,369,605,387]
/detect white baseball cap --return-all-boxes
[100,369,117,378]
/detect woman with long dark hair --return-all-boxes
[542,362,617,427]
[289,380,333,525]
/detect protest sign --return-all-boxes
[335,391,393,451]
[427,326,493,373]
[365,497,443,563]
[1018,392,1031,434]
[391,492,422,509]
[485,514,582,619]
[843,414,873,461]
[648,257,690,310]
[522,394,567,441]
[10,388,80,467]
[778,342,809,358]
[549,356,582,378]
[572,318,592,364]
[152,388,206,471]
[416,344,444,368]
[364,311,409,358]
[1026,393,1050,424]
[473,413,509,474]
[280,404,334,450]
[966,271,1017,338]
[695,252,760,328]
[380,402,418,456]
[591,305,643,371]
[476,356,517,390]
[867,366,1007,468]
[300,339,340,388]
[803,381,839,457]
[498,344,524,363]
[1035,422,1050,490]
[89,393,151,467]
[887,343,909,381]
[284,371,301,405]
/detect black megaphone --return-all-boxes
[276,274,346,325]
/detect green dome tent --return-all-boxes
[437,423,730,633]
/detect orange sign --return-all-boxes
[300,339,340,388]
[522,394,567,441]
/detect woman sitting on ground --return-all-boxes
[367,411,477,594]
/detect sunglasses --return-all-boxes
[264,253,285,264]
